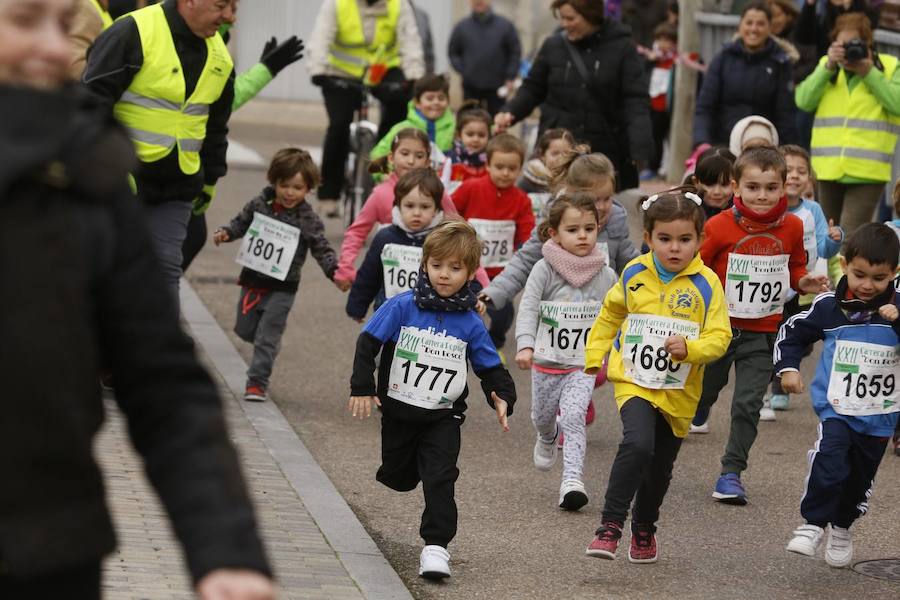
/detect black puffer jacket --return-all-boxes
[693,38,798,148]
[0,86,270,582]
[503,20,652,190]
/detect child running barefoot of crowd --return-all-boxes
[515,193,617,510]
[518,128,577,196]
[694,147,829,504]
[761,145,842,420]
[445,102,491,187]
[333,129,468,291]
[584,190,732,562]
[214,148,338,402]
[346,169,446,320]
[778,224,900,567]
[349,221,516,580]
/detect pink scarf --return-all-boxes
[541,239,606,288]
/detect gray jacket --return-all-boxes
[483,202,637,309]
[516,258,618,370]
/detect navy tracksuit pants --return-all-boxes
[801,418,888,529]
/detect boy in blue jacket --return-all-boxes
[349,220,516,580]
[776,223,900,568]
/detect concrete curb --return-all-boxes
[180,280,414,600]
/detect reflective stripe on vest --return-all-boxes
[327,0,401,78]
[90,0,113,30]
[112,3,232,175]
[810,54,900,182]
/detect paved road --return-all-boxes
[186,115,900,599]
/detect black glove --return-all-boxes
[260,35,304,76]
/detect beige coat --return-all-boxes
[69,0,107,80]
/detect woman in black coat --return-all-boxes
[692,1,798,149]
[494,0,652,191]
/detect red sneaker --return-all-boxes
[244,383,267,402]
[585,521,623,559]
[585,399,596,426]
[628,524,658,563]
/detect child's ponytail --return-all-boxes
[549,148,614,194]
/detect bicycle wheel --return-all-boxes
[344,128,376,228]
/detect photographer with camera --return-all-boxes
[795,12,900,236]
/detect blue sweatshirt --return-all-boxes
[350,291,516,422]
[774,292,900,437]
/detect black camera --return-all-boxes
[843,39,868,63]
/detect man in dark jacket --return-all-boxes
[83,0,236,307]
[448,0,521,115]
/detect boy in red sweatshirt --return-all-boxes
[695,147,828,505]
[453,133,536,351]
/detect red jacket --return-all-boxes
[700,208,807,333]
[452,175,536,278]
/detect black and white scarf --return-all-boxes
[413,268,477,312]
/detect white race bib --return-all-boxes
[798,208,818,272]
[529,192,551,220]
[649,67,670,98]
[826,340,900,416]
[622,314,699,389]
[469,218,516,268]
[534,301,602,365]
[381,244,421,298]
[388,326,468,409]
[725,253,789,319]
[235,212,300,281]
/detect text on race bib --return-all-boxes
[534,301,602,365]
[235,212,300,281]
[725,253,789,319]
[622,314,699,389]
[469,218,516,268]
[381,244,422,298]
[826,340,900,416]
[388,326,468,410]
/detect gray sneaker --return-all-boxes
[533,429,558,470]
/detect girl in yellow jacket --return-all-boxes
[583,189,732,563]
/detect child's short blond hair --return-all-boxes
[422,221,482,275]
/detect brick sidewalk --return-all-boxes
[97,362,365,600]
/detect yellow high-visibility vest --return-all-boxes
[810,54,900,182]
[89,0,113,30]
[113,3,233,175]
[328,0,401,79]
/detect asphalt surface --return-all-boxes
[186,118,900,599]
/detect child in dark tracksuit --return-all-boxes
[214,148,337,401]
[778,223,900,568]
[349,221,516,580]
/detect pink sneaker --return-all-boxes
[628,524,658,563]
[585,521,623,559]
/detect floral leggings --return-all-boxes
[531,369,595,482]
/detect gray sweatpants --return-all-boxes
[531,369,595,481]
[234,288,296,388]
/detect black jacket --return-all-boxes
[83,0,235,204]
[0,85,269,582]
[796,0,879,58]
[448,9,522,90]
[693,38,797,148]
[503,22,652,183]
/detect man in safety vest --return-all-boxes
[84,0,236,307]
[307,0,425,217]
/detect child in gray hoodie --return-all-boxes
[514,192,618,511]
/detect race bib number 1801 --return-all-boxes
[235,212,300,281]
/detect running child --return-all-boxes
[694,147,829,504]
[884,178,900,457]
[515,193,617,511]
[761,145,842,420]
[370,74,455,161]
[213,148,338,401]
[346,169,446,320]
[453,133,536,353]
[349,221,516,580]
[333,129,467,291]
[684,146,735,220]
[518,128,577,196]
[445,102,491,185]
[777,223,900,567]
[584,189,732,562]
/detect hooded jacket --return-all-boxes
[0,85,269,581]
[693,38,797,148]
[503,21,652,178]
[370,100,456,160]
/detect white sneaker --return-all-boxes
[786,524,824,557]
[825,526,853,568]
[533,430,558,470]
[418,545,451,579]
[689,421,710,434]
[559,479,588,511]
[759,398,776,422]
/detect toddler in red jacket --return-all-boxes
[693,147,828,505]
[453,133,536,351]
